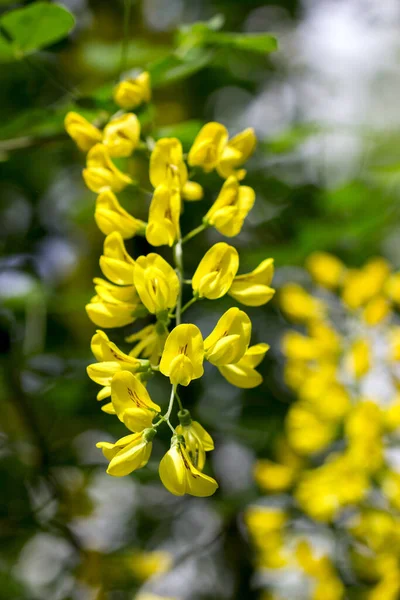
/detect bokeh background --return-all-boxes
[3,0,400,598]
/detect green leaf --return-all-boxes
[149,48,214,87]
[206,32,278,54]
[0,2,75,62]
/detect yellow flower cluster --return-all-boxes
[65,72,274,497]
[248,253,400,598]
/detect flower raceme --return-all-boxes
[69,74,274,497]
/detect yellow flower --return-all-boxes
[96,428,155,476]
[295,455,368,521]
[306,252,346,289]
[280,283,325,322]
[159,435,218,497]
[282,331,321,361]
[175,409,214,470]
[86,295,139,329]
[228,258,275,307]
[386,272,400,304]
[146,184,181,247]
[390,326,400,361]
[188,122,228,172]
[93,276,138,304]
[218,343,269,388]
[217,127,257,180]
[363,295,390,326]
[253,459,296,492]
[192,242,239,299]
[286,404,335,455]
[133,253,179,315]
[83,143,132,193]
[87,330,148,400]
[111,371,160,432]
[95,190,146,239]
[128,550,172,581]
[346,338,370,379]
[113,71,151,109]
[126,323,168,365]
[342,258,390,309]
[204,307,251,366]
[100,232,136,285]
[64,111,102,152]
[149,137,187,190]
[102,113,140,158]
[159,324,204,386]
[204,176,255,237]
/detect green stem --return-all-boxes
[173,238,183,326]
[175,388,184,412]
[119,0,132,77]
[181,296,198,315]
[182,222,208,244]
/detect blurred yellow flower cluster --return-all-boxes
[248,252,400,599]
[65,72,274,497]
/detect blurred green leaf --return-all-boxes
[80,40,169,75]
[0,2,75,62]
[149,48,214,87]
[206,31,278,54]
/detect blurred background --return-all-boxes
[3,0,400,599]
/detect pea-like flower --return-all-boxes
[96,428,156,477]
[83,143,132,193]
[146,184,181,247]
[192,242,239,299]
[228,258,275,307]
[217,127,256,180]
[204,176,255,237]
[306,252,346,290]
[204,307,251,366]
[149,138,202,201]
[113,71,151,110]
[111,371,160,432]
[86,280,140,329]
[95,190,146,239]
[64,112,102,152]
[188,122,228,172]
[102,113,141,158]
[188,122,256,180]
[219,343,269,388]
[175,409,214,470]
[159,435,218,497]
[87,330,149,401]
[133,253,179,315]
[159,324,204,386]
[100,232,136,285]
[150,138,187,190]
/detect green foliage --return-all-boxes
[0,2,75,62]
